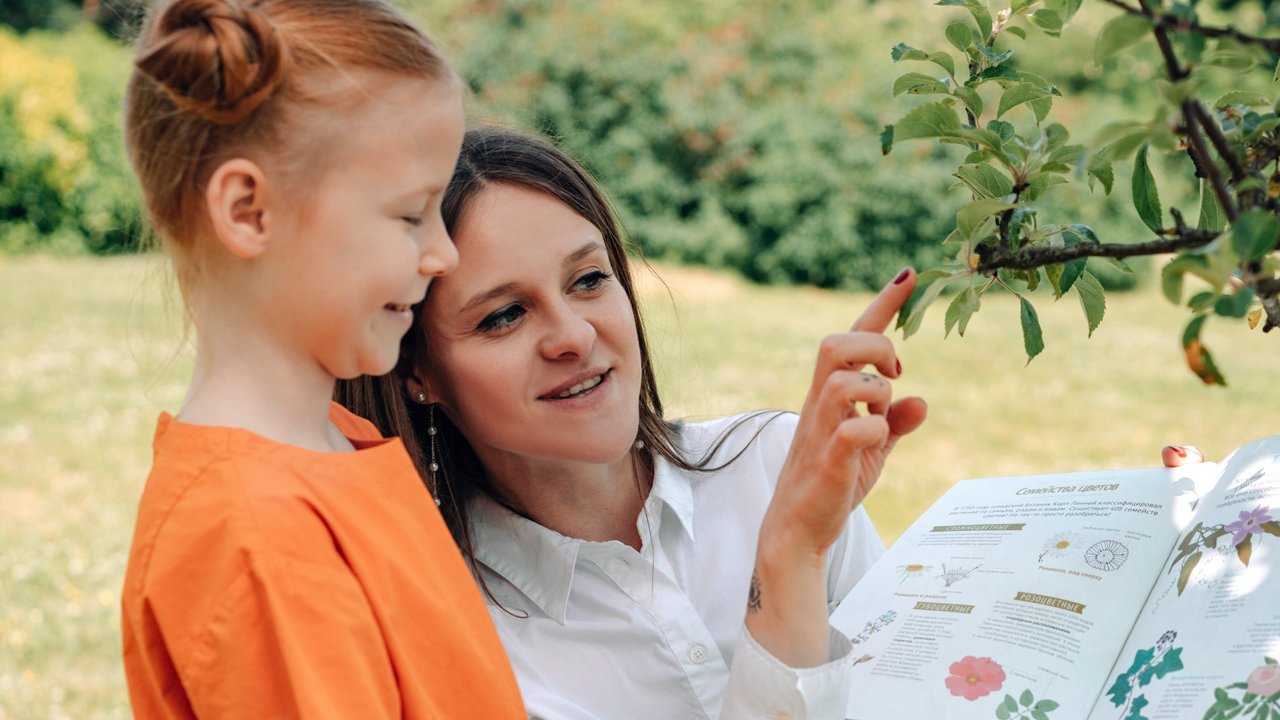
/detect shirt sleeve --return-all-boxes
[179,551,401,719]
[719,623,855,720]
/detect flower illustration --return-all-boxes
[944,655,1006,700]
[1246,664,1280,697]
[1225,506,1273,546]
[1039,532,1082,562]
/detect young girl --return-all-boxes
[337,126,928,719]
[119,2,522,716]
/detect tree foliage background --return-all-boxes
[0,0,1275,304]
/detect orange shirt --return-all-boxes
[121,403,523,719]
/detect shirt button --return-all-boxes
[688,644,708,664]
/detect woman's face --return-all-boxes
[419,182,642,471]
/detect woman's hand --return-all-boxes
[746,267,926,668]
[762,267,927,561]
[1162,444,1206,467]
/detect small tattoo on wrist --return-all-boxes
[748,571,762,613]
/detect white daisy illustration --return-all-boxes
[1039,531,1083,562]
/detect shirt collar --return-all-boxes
[468,452,698,624]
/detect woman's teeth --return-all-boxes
[556,374,602,398]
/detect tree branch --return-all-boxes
[1183,100,1240,223]
[1187,101,1248,184]
[976,232,1218,273]
[1100,0,1280,54]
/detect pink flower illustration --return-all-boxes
[1247,665,1280,697]
[945,656,1006,700]
[1225,506,1274,546]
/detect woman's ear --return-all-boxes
[404,372,439,405]
[205,158,273,259]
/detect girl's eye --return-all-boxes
[402,215,424,227]
[573,270,613,292]
[477,304,526,332]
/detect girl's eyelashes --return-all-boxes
[476,303,525,333]
[401,215,424,227]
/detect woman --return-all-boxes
[336,127,1201,718]
[338,125,923,718]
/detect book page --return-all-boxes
[1087,436,1280,720]
[834,466,1215,720]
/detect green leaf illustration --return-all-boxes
[1238,534,1253,566]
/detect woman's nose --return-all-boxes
[538,303,597,360]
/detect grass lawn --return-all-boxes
[2,254,1277,718]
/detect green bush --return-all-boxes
[451,0,962,290]
[0,25,142,254]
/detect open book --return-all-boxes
[831,435,1280,720]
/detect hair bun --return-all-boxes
[135,0,287,124]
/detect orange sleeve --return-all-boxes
[179,550,401,719]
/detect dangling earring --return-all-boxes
[427,404,442,507]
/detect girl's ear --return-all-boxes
[205,158,273,259]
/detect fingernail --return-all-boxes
[895,359,903,376]
[893,268,911,285]
[1167,445,1187,458]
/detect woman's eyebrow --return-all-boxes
[458,282,518,316]
[564,240,605,266]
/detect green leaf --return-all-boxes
[1161,254,1210,304]
[1152,647,1184,679]
[954,164,1014,199]
[988,119,1015,143]
[1031,712,1049,720]
[897,274,949,339]
[1074,270,1106,336]
[1011,0,1035,12]
[1035,699,1061,712]
[958,198,1017,239]
[1198,179,1227,233]
[1215,288,1256,318]
[970,64,1021,87]
[1215,91,1270,108]
[1019,297,1045,362]
[1006,26,1028,39]
[1052,259,1085,297]
[891,43,957,77]
[954,85,985,117]
[880,125,894,155]
[1087,155,1115,194]
[1132,144,1164,233]
[1231,210,1280,262]
[1096,14,1153,64]
[997,82,1052,119]
[1030,9,1063,36]
[1182,315,1227,386]
[1001,693,1020,714]
[894,72,952,97]
[1262,521,1280,538]
[894,101,962,141]
[945,286,981,337]
[1021,689,1035,707]
[946,21,974,52]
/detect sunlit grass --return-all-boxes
[2,254,1277,717]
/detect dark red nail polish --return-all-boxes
[895,359,903,376]
[893,268,911,285]
[1172,446,1187,458]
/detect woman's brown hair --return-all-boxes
[124,0,452,293]
[336,126,781,598]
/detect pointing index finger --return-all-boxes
[851,267,916,334]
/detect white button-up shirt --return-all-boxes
[469,412,886,719]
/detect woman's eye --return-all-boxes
[401,215,424,227]
[573,270,613,292]
[477,304,525,332]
